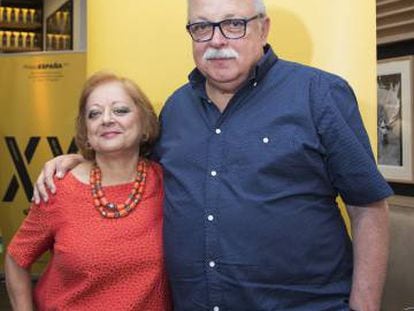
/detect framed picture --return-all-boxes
[377,56,414,182]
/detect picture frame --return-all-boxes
[377,56,414,183]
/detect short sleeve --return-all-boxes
[313,77,393,205]
[7,201,54,269]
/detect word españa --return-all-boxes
[37,62,63,70]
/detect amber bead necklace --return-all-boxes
[90,159,148,218]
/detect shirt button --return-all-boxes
[209,261,216,268]
[215,128,222,134]
[210,170,217,177]
[253,81,258,87]
[207,215,214,221]
[263,137,270,144]
[207,99,212,103]
[213,307,220,311]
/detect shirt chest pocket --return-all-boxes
[223,127,301,172]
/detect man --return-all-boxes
[34,0,392,310]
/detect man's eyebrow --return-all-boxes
[189,13,238,23]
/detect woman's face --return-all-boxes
[85,81,142,157]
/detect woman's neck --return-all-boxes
[95,151,140,186]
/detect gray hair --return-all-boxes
[253,0,267,15]
[187,0,267,19]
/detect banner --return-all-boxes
[0,52,86,273]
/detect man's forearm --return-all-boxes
[347,200,389,311]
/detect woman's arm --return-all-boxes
[5,253,34,311]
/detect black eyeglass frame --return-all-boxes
[186,14,264,42]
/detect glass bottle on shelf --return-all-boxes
[2,31,8,48]
[33,9,41,24]
[5,7,12,24]
[0,31,3,48]
[18,8,24,24]
[13,8,20,24]
[10,7,16,24]
[22,8,28,24]
[0,7,3,23]
[59,35,65,50]
[56,11,62,32]
[33,33,39,48]
[54,35,59,50]
[63,35,70,50]
[28,9,35,24]
[10,31,15,48]
[63,11,69,32]
[25,32,32,49]
[18,32,23,48]
[21,32,27,48]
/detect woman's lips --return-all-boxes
[101,131,121,138]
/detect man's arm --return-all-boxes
[5,254,34,311]
[347,199,389,311]
[32,153,85,204]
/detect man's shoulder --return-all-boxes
[275,58,347,86]
[161,82,193,114]
[172,83,194,100]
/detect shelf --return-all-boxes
[0,46,41,53]
[0,21,42,31]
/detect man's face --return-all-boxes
[188,0,269,91]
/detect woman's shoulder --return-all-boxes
[50,161,92,198]
[146,159,163,188]
[147,160,162,173]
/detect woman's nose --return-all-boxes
[102,107,114,124]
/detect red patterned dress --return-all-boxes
[8,161,171,311]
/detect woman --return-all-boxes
[5,72,171,310]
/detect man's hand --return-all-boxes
[32,154,85,204]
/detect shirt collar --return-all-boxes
[188,44,278,90]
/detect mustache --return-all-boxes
[203,48,239,60]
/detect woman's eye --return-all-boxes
[113,107,131,115]
[87,110,101,119]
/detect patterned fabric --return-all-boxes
[154,45,393,310]
[8,161,171,311]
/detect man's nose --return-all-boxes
[210,25,227,46]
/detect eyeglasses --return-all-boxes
[186,14,264,42]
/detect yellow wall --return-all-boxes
[87,0,377,229]
[87,1,377,146]
[87,0,193,112]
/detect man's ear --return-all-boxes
[260,16,271,46]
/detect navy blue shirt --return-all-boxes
[154,45,393,311]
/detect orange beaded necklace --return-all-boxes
[89,159,148,218]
